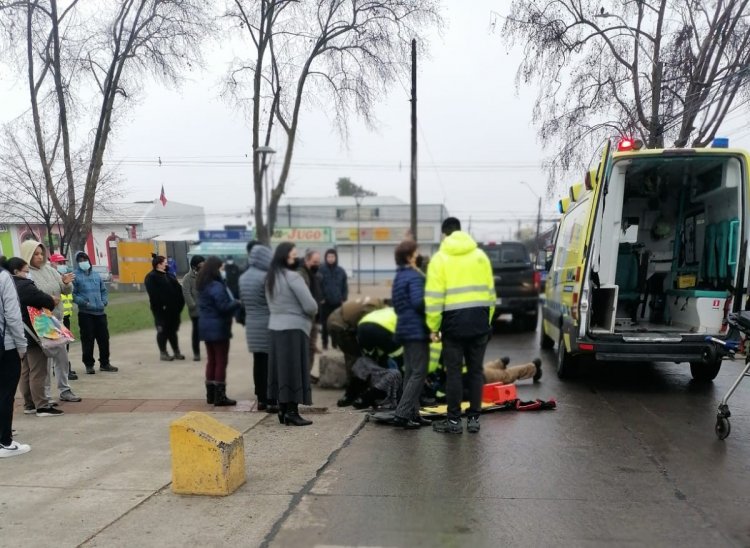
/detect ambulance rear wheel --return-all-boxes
[690,359,721,382]
[556,336,578,379]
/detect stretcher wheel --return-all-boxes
[715,416,731,440]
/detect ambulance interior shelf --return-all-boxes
[589,155,741,335]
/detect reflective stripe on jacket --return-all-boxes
[425,231,495,338]
[61,293,73,317]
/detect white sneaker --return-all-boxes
[0,441,31,458]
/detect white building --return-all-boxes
[0,200,205,274]
[277,196,449,283]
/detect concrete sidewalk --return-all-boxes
[5,322,365,547]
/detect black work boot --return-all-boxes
[213,383,237,406]
[172,350,186,360]
[533,358,543,382]
[160,351,174,362]
[205,383,216,404]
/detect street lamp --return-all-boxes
[353,191,365,294]
[255,146,276,227]
[520,181,542,261]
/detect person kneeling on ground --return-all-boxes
[350,356,402,410]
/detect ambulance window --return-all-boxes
[553,198,590,271]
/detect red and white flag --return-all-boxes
[159,185,167,207]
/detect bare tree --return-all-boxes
[222,0,441,244]
[1,0,213,253]
[0,122,122,254]
[502,0,750,186]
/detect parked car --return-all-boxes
[92,265,113,284]
[478,241,540,331]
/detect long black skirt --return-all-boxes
[268,329,312,405]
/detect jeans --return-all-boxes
[395,340,430,420]
[205,340,230,383]
[78,313,110,368]
[44,345,71,398]
[0,348,21,446]
[442,334,489,420]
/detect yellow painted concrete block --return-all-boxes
[170,412,246,496]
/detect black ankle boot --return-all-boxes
[213,383,236,406]
[284,403,312,426]
[205,382,216,404]
[278,403,287,424]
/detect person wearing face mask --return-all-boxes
[19,241,81,403]
[4,257,63,417]
[73,251,117,374]
[181,255,205,362]
[197,256,241,406]
[266,242,319,426]
[145,254,186,361]
[298,249,323,382]
[49,253,77,380]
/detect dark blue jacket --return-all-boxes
[391,266,429,342]
[320,249,348,306]
[198,279,241,342]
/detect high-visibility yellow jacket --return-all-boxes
[425,231,495,338]
[359,306,398,333]
[60,293,73,317]
[358,307,402,357]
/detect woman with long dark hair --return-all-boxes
[144,255,185,361]
[197,256,241,406]
[265,242,318,426]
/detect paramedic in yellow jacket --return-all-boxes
[356,307,402,366]
[425,217,494,434]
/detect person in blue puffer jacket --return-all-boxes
[197,256,241,407]
[390,240,431,429]
[72,252,117,374]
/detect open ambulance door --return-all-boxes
[578,140,613,339]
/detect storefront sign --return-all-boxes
[198,230,254,241]
[271,227,332,243]
[335,226,434,242]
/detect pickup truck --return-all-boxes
[478,241,540,331]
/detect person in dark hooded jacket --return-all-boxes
[319,248,348,350]
[145,254,186,361]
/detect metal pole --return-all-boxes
[410,38,418,242]
[535,196,542,257]
[356,200,361,294]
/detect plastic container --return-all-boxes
[481,382,517,404]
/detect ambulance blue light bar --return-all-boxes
[712,137,729,148]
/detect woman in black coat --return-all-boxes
[144,255,185,361]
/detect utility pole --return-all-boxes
[535,195,542,259]
[410,38,418,242]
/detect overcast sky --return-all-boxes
[2,1,750,240]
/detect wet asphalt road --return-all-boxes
[270,320,750,547]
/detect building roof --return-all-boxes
[279,196,408,207]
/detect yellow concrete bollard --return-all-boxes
[170,412,246,496]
